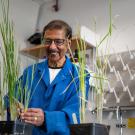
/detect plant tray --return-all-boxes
[70,123,110,135]
[0,120,33,135]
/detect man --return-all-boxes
[20,20,89,135]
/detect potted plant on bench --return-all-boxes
[0,0,33,134]
[69,0,113,134]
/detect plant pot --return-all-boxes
[0,120,33,135]
[70,123,110,135]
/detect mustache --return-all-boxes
[48,49,59,53]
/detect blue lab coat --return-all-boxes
[20,56,90,135]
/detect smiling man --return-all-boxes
[43,25,70,68]
[20,20,90,135]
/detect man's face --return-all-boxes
[43,29,69,65]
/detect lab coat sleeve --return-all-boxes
[44,83,80,134]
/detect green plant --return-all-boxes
[0,0,20,120]
[77,39,87,123]
[94,0,112,123]
[0,0,38,120]
[69,0,113,124]
[94,44,110,123]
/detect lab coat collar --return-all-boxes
[37,56,74,86]
[37,59,50,86]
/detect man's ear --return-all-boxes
[66,39,73,55]
[67,39,71,48]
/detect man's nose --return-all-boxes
[49,41,57,48]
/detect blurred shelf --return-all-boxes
[20,44,46,59]
[20,37,95,59]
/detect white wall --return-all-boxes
[9,0,40,72]
[38,0,135,54]
[9,0,135,53]
[10,0,39,49]
[10,0,135,54]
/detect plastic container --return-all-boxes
[70,123,110,135]
[0,120,33,135]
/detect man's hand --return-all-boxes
[20,108,44,126]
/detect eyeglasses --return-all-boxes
[42,38,66,46]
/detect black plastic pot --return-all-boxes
[0,120,33,135]
[70,123,110,135]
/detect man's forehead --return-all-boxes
[44,29,66,37]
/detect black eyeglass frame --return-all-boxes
[42,38,67,46]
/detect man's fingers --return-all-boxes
[21,112,37,118]
[22,116,35,121]
[26,108,40,113]
[20,108,44,126]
